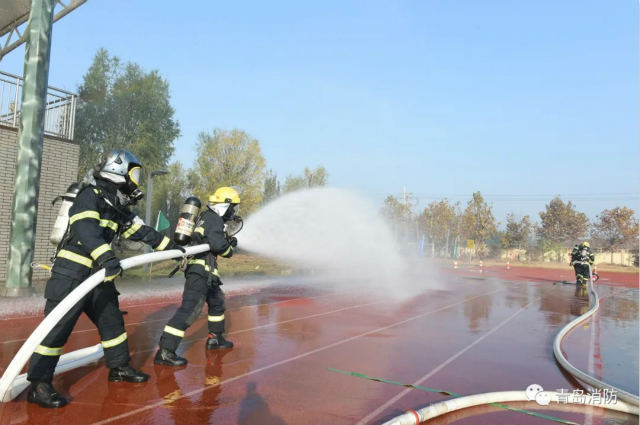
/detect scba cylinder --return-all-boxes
[49,183,83,245]
[174,197,201,245]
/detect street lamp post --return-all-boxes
[143,169,168,271]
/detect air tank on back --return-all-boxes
[49,183,83,245]
[174,196,201,245]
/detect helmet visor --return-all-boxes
[128,167,142,187]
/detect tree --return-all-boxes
[591,207,639,264]
[150,162,192,235]
[283,166,328,193]
[381,193,416,242]
[460,191,496,257]
[502,214,531,249]
[263,169,280,204]
[538,197,588,245]
[192,128,266,215]
[419,199,459,256]
[75,48,180,179]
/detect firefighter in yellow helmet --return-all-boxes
[155,187,240,366]
[570,241,595,286]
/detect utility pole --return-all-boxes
[3,0,55,297]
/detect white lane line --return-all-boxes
[91,289,504,425]
[0,288,339,322]
[357,299,537,425]
[0,292,346,345]
[128,299,385,357]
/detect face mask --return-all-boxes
[128,167,141,187]
[223,204,238,220]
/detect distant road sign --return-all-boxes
[466,239,475,249]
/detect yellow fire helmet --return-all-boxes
[582,241,590,248]
[209,187,241,204]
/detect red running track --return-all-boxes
[0,269,637,425]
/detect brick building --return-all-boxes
[0,71,78,286]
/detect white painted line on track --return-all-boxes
[91,289,504,425]
[0,292,346,345]
[357,298,538,425]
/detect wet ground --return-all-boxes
[0,266,637,425]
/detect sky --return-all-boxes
[1,0,637,225]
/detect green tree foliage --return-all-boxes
[283,166,328,193]
[150,162,192,234]
[502,213,531,249]
[380,195,413,222]
[380,193,416,242]
[460,191,496,257]
[419,199,459,256]
[538,197,588,246]
[192,128,266,215]
[75,48,180,178]
[591,207,639,263]
[263,169,280,204]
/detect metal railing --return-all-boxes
[0,70,77,140]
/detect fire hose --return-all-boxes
[0,244,209,402]
[381,263,638,425]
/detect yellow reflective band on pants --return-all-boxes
[69,210,100,224]
[101,332,128,348]
[208,314,225,322]
[156,236,170,251]
[57,250,93,268]
[90,243,112,260]
[187,259,220,277]
[34,345,63,356]
[122,223,142,239]
[221,246,232,257]
[163,325,185,337]
[104,271,120,282]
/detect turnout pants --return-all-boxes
[159,268,226,352]
[574,263,590,285]
[27,271,129,383]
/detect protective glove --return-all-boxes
[167,241,186,253]
[227,236,238,248]
[102,257,123,282]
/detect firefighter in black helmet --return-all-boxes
[26,149,185,408]
[154,187,240,367]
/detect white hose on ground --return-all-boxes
[0,244,210,402]
[552,264,639,406]
[6,344,104,402]
[380,263,639,424]
[380,391,639,425]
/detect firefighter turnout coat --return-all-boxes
[27,178,174,383]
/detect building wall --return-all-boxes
[0,125,79,284]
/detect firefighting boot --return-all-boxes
[206,333,233,349]
[108,365,149,383]
[154,347,187,366]
[27,382,68,408]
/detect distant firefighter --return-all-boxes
[27,150,185,408]
[155,187,241,367]
[570,241,595,286]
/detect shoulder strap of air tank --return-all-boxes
[51,182,91,260]
[91,186,136,229]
